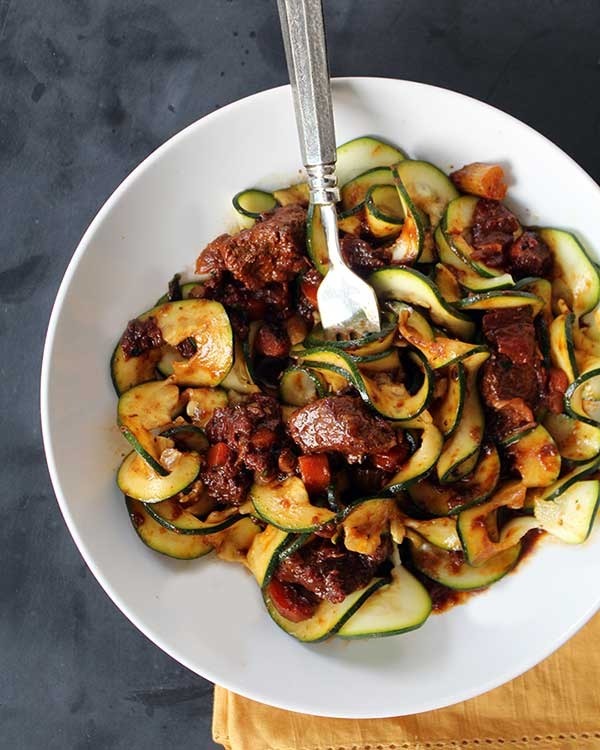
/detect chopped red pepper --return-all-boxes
[207,442,230,467]
[298,454,331,494]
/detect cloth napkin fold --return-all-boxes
[213,613,600,750]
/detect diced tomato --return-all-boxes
[266,577,317,622]
[298,454,331,494]
[371,445,409,473]
[207,442,230,467]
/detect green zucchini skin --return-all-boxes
[534,479,600,544]
[250,477,336,533]
[144,499,241,536]
[430,363,465,437]
[442,195,521,279]
[528,457,600,504]
[126,497,213,559]
[435,360,486,485]
[117,450,201,503]
[368,266,475,340]
[159,424,209,454]
[279,366,326,406]
[295,345,435,422]
[340,167,396,213]
[384,422,443,493]
[455,290,544,315]
[263,577,388,642]
[543,413,600,464]
[232,189,278,229]
[435,225,514,292]
[338,564,431,639]
[409,445,501,517]
[247,527,297,589]
[408,533,522,591]
[538,228,600,318]
[336,136,405,188]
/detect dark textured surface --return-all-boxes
[2,1,600,748]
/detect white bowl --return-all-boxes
[41,78,600,718]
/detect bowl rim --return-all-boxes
[40,76,600,717]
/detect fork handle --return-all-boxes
[277,0,340,205]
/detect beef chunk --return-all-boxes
[545,367,569,414]
[480,306,546,439]
[204,394,290,487]
[482,306,537,366]
[276,536,390,604]
[176,337,197,358]
[484,394,536,439]
[255,323,290,358]
[256,282,293,320]
[121,317,164,359]
[297,267,321,323]
[287,396,397,461]
[506,231,552,279]
[199,273,293,332]
[340,236,391,276]
[470,199,520,268]
[481,356,539,406]
[200,459,251,506]
[196,204,307,290]
[207,393,281,445]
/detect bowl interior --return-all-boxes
[42,78,600,718]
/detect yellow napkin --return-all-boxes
[213,613,600,750]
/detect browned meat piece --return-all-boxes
[176,337,197,358]
[266,578,319,622]
[480,306,546,440]
[482,306,537,366]
[506,231,552,279]
[545,367,569,414]
[287,396,397,461]
[195,204,307,290]
[195,239,225,276]
[200,459,251,506]
[297,267,321,323]
[121,317,164,359]
[207,394,281,444]
[276,536,390,604]
[470,199,520,268]
[256,282,293,320]
[205,394,290,483]
[481,356,539,406]
[199,272,294,332]
[484,393,536,439]
[340,236,391,276]
[255,323,290,358]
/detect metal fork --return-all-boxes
[277,0,381,335]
